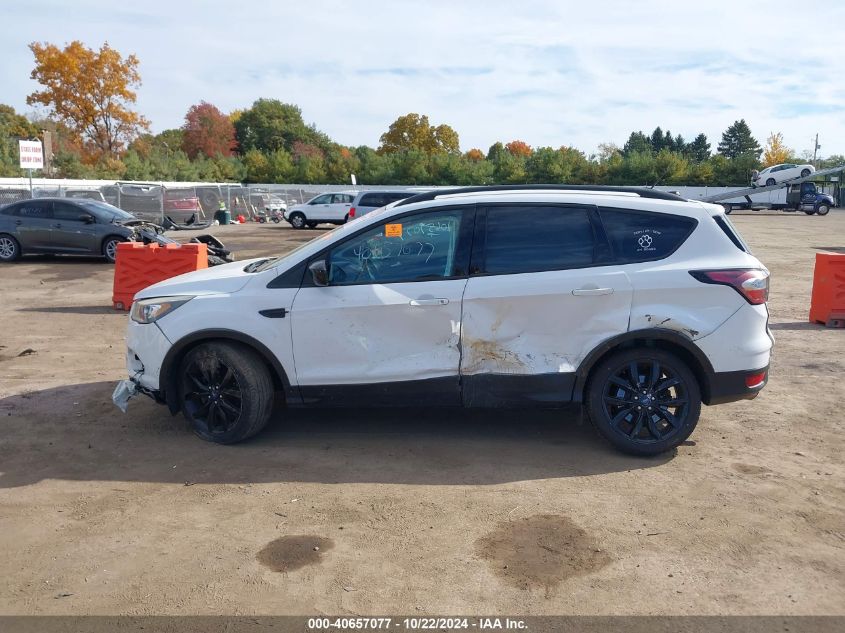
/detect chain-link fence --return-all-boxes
[0,180,440,224]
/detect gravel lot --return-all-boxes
[0,211,843,615]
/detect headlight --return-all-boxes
[130,296,193,324]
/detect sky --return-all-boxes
[3,0,844,158]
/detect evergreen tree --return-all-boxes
[650,127,665,152]
[622,131,652,156]
[687,133,711,162]
[717,119,762,159]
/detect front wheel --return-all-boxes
[288,212,306,229]
[766,178,776,186]
[0,234,21,262]
[585,349,701,456]
[179,342,274,444]
[815,204,830,216]
[800,168,811,178]
[102,235,125,263]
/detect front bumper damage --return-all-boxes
[112,320,172,412]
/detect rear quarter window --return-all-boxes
[599,207,697,263]
[359,193,383,207]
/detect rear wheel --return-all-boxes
[179,342,274,444]
[800,168,811,178]
[816,204,830,216]
[586,349,701,456]
[766,178,776,186]
[288,212,306,229]
[102,235,125,263]
[0,234,21,262]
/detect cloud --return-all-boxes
[4,0,845,158]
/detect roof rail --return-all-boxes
[394,184,685,207]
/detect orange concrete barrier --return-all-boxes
[809,252,845,327]
[112,242,208,311]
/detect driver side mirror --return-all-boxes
[79,214,95,224]
[308,259,329,287]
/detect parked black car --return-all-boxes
[0,198,138,263]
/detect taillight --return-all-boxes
[689,269,769,304]
[349,207,356,218]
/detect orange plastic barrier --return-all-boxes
[112,242,208,311]
[809,252,845,327]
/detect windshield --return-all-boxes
[77,199,136,221]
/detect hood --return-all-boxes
[135,257,263,300]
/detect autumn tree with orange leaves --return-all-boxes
[505,140,532,157]
[27,41,149,163]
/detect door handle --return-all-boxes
[15,220,22,225]
[53,223,62,228]
[409,298,449,306]
[572,287,613,296]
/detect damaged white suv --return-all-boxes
[114,186,773,455]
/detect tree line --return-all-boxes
[1,40,841,186]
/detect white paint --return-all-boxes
[120,188,773,400]
[18,140,43,170]
[461,269,633,376]
[290,280,466,385]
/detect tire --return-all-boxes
[766,178,776,186]
[585,348,701,456]
[102,235,125,263]
[816,204,830,216]
[801,168,811,178]
[804,209,816,215]
[0,234,21,262]
[179,342,274,444]
[271,217,281,224]
[288,212,306,229]
[306,221,318,229]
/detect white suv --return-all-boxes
[114,186,773,455]
[284,192,355,229]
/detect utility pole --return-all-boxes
[812,133,820,168]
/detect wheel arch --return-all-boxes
[159,329,294,414]
[101,232,128,251]
[573,328,715,405]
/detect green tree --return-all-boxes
[650,127,665,152]
[0,104,41,176]
[622,131,652,156]
[235,99,326,154]
[717,119,762,159]
[378,113,460,155]
[687,133,711,162]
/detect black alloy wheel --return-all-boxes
[182,353,244,436]
[586,349,701,455]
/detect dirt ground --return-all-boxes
[0,211,843,616]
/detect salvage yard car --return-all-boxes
[0,197,139,263]
[751,163,814,187]
[284,191,355,228]
[114,185,773,456]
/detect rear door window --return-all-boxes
[360,193,384,208]
[482,205,596,275]
[599,208,696,263]
[15,201,52,218]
